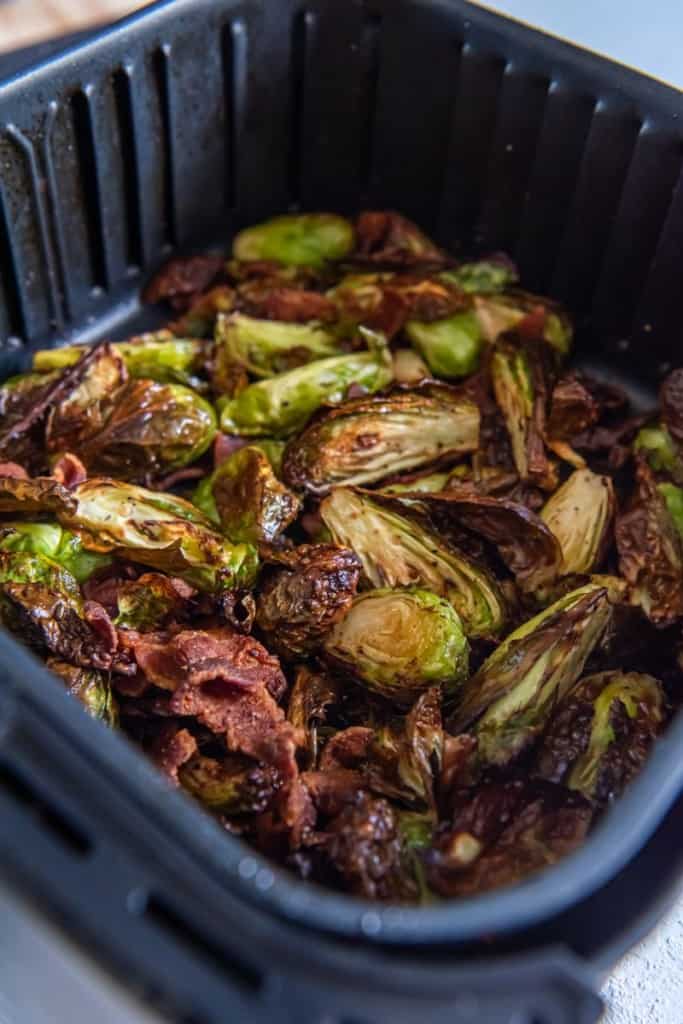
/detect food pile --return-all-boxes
[0,209,680,902]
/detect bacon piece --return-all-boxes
[143,255,224,310]
[0,462,28,479]
[213,433,249,467]
[152,723,198,784]
[302,769,364,816]
[52,452,87,488]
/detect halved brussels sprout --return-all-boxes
[634,423,683,484]
[178,753,279,814]
[450,584,613,768]
[320,487,507,638]
[0,521,112,582]
[0,370,61,470]
[287,667,340,768]
[215,313,341,378]
[114,573,191,631]
[474,289,573,355]
[323,587,469,703]
[34,334,207,389]
[45,343,128,455]
[491,338,556,489]
[48,658,119,727]
[58,478,258,595]
[535,671,664,804]
[192,446,300,544]
[405,312,483,379]
[541,468,615,575]
[352,211,448,268]
[281,385,480,494]
[51,379,217,482]
[440,259,518,295]
[233,213,354,266]
[0,476,76,516]
[218,332,393,438]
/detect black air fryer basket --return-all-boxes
[1,1,683,1021]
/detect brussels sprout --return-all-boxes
[365,687,443,811]
[0,521,112,582]
[256,544,361,658]
[34,334,207,389]
[58,478,258,595]
[541,469,615,575]
[45,343,128,455]
[405,312,483,379]
[0,371,61,470]
[474,289,573,355]
[178,753,279,814]
[535,671,664,804]
[634,423,683,483]
[491,338,556,489]
[114,573,192,631]
[0,475,76,516]
[48,658,119,727]
[233,213,354,266]
[325,794,402,900]
[382,471,451,495]
[171,286,235,338]
[51,379,217,483]
[192,446,300,544]
[218,332,393,437]
[440,259,518,295]
[616,461,683,625]
[450,584,613,768]
[0,550,81,595]
[352,211,448,268]
[323,587,469,703]
[320,487,507,638]
[287,667,340,768]
[281,385,480,494]
[392,348,430,385]
[659,481,683,537]
[215,313,341,378]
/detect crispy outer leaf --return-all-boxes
[541,469,615,576]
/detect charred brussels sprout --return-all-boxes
[474,289,573,355]
[256,544,361,658]
[0,476,75,516]
[352,211,448,268]
[114,573,192,631]
[450,584,613,768]
[178,753,279,814]
[405,312,483,379]
[58,478,258,595]
[287,667,340,768]
[0,521,112,582]
[215,313,341,377]
[535,671,664,804]
[440,259,518,295]
[541,468,615,575]
[34,334,207,389]
[55,379,217,482]
[320,487,506,638]
[48,658,119,727]
[659,481,683,538]
[192,446,300,544]
[282,386,480,494]
[323,587,469,703]
[233,213,354,266]
[634,423,683,484]
[218,333,393,437]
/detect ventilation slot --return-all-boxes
[221,20,247,211]
[151,47,177,248]
[0,190,26,340]
[358,14,381,199]
[0,759,91,856]
[112,68,143,269]
[144,894,263,994]
[288,9,313,207]
[71,90,108,290]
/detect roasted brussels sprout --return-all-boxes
[34,334,207,389]
[491,338,556,489]
[450,584,612,768]
[323,587,469,703]
[320,487,507,638]
[215,313,341,377]
[48,658,119,726]
[616,460,683,625]
[474,289,573,355]
[0,476,75,516]
[192,446,300,544]
[0,371,62,471]
[45,343,128,455]
[58,478,258,595]
[659,481,683,537]
[440,259,518,295]
[281,385,480,494]
[382,471,451,495]
[50,378,217,482]
[352,211,448,269]
[634,423,683,484]
[541,469,615,575]
[256,544,361,658]
[233,213,354,266]
[405,312,483,379]
[392,348,430,385]
[0,521,111,583]
[113,573,192,630]
[324,794,402,899]
[218,332,393,437]
[287,667,340,768]
[178,753,279,814]
[534,671,664,804]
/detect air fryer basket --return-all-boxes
[1,0,683,1021]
